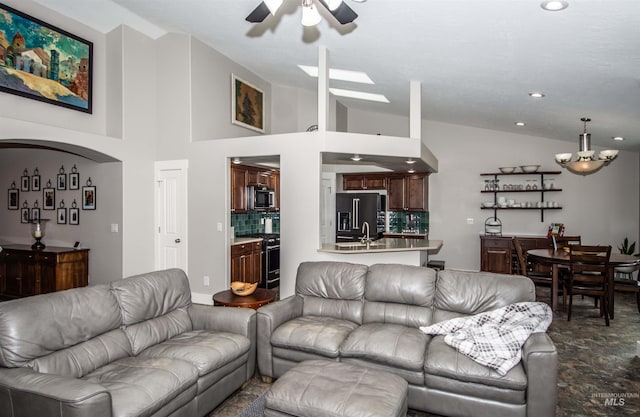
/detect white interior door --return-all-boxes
[155,160,188,272]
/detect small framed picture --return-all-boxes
[31,207,40,222]
[57,173,66,190]
[69,172,79,190]
[82,185,96,210]
[57,207,67,224]
[21,207,30,223]
[31,174,40,191]
[69,208,80,225]
[43,187,55,210]
[232,74,265,133]
[21,175,30,191]
[8,188,19,210]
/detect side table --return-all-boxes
[212,287,276,310]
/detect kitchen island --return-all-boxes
[319,238,443,254]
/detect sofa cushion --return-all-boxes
[425,336,527,391]
[111,268,192,326]
[138,329,251,376]
[123,307,193,355]
[340,323,430,371]
[0,284,122,368]
[83,356,198,417]
[434,270,535,319]
[28,329,131,378]
[271,315,359,358]
[296,261,366,324]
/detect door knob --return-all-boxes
[175,238,181,243]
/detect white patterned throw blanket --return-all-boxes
[420,302,553,376]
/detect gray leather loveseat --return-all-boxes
[257,261,557,417]
[0,268,256,417]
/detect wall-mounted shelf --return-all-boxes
[480,171,562,222]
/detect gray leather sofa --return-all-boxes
[0,269,256,417]
[257,262,557,417]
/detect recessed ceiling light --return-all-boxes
[528,92,545,98]
[541,1,569,11]
[232,157,242,164]
[298,65,374,84]
[350,154,362,161]
[613,136,625,141]
[408,168,416,174]
[515,122,526,126]
[329,88,390,103]
[406,158,416,164]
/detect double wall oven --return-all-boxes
[239,233,280,289]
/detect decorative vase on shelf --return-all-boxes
[30,219,49,250]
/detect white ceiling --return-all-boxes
[32,0,640,152]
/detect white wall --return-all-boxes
[349,110,640,271]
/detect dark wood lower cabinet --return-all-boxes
[230,241,262,284]
[480,235,550,274]
[0,245,89,299]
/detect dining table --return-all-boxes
[527,248,640,318]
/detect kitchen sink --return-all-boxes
[335,241,384,248]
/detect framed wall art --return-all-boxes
[8,187,18,210]
[57,207,66,224]
[21,169,29,191]
[43,186,55,210]
[57,166,66,190]
[31,168,40,191]
[0,2,93,113]
[82,182,96,210]
[21,205,30,223]
[232,74,265,133]
[69,207,79,225]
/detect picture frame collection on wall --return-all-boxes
[7,164,96,225]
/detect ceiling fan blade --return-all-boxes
[318,0,358,25]
[246,2,271,23]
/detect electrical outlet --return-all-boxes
[203,276,210,286]
[216,222,222,232]
[467,218,474,225]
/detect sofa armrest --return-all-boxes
[256,295,304,378]
[189,304,257,379]
[0,368,111,417]
[522,332,558,417]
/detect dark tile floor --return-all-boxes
[210,289,640,416]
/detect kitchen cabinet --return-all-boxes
[387,174,428,212]
[230,241,262,284]
[231,165,248,213]
[342,174,387,191]
[230,163,280,212]
[0,245,89,300]
[480,171,562,222]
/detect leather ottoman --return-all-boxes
[264,360,408,417]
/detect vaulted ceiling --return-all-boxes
[32,0,640,152]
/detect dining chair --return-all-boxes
[563,245,612,326]
[613,264,640,313]
[553,235,582,251]
[513,237,554,304]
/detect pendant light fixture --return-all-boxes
[555,117,618,175]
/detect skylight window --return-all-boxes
[298,65,374,84]
[329,88,390,103]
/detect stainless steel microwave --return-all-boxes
[247,186,275,210]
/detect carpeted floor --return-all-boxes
[210,288,640,416]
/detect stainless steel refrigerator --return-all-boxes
[336,193,385,241]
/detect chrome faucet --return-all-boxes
[361,221,371,244]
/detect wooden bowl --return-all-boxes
[230,281,258,296]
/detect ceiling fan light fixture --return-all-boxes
[327,0,343,11]
[264,0,283,15]
[301,0,322,26]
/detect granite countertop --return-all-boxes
[231,237,263,246]
[383,232,429,238]
[319,238,443,254]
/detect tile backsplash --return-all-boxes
[388,211,428,234]
[231,212,280,236]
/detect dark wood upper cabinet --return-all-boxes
[387,173,428,212]
[343,174,387,191]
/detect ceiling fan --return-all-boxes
[246,0,361,26]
